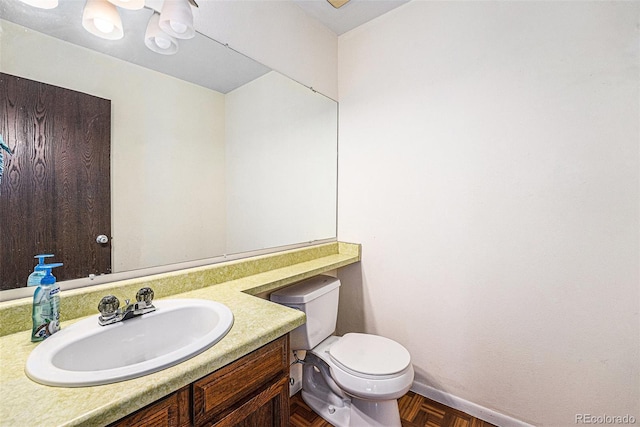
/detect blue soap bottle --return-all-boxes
[27,254,54,287]
[31,262,63,342]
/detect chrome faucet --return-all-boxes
[97,287,156,326]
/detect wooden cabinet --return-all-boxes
[193,335,289,426]
[109,386,191,427]
[111,335,290,427]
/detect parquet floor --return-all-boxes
[290,391,497,427]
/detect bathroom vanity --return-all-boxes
[111,335,289,427]
[0,242,360,427]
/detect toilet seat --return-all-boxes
[328,333,411,379]
[310,335,414,401]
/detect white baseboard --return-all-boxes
[410,382,535,427]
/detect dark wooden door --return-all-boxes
[0,72,111,290]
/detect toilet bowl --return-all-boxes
[270,275,414,427]
[301,334,414,427]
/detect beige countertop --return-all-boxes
[0,242,360,427]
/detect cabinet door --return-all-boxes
[206,376,290,427]
[193,335,289,426]
[109,386,191,427]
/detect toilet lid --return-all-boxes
[328,333,411,376]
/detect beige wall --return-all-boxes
[337,1,639,425]
[1,21,227,272]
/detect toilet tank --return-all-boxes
[270,275,341,350]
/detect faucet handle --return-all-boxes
[136,287,155,304]
[98,295,119,318]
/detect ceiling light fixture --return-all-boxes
[25,0,198,54]
[145,12,179,55]
[159,0,195,39]
[17,0,59,9]
[82,0,124,40]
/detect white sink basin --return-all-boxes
[25,299,233,387]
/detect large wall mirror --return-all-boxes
[0,2,338,298]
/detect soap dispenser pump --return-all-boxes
[31,262,63,342]
[27,254,54,287]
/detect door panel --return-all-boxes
[0,73,111,290]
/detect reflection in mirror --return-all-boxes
[0,3,338,295]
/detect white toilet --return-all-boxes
[271,275,414,427]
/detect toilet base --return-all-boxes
[349,397,402,427]
[302,390,402,427]
[300,353,403,427]
[302,389,351,427]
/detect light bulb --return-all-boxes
[145,12,178,55]
[169,20,187,34]
[93,17,115,34]
[154,37,171,49]
[159,0,194,39]
[83,0,123,40]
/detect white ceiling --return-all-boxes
[293,0,410,35]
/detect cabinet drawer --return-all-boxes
[109,385,191,427]
[193,335,289,425]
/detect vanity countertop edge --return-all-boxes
[0,241,361,427]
